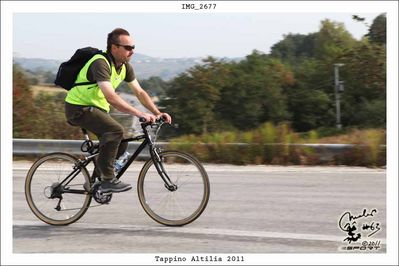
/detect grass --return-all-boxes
[31,84,64,97]
[317,128,386,144]
[168,123,386,166]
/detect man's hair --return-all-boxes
[107,28,130,51]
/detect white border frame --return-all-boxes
[2,1,398,265]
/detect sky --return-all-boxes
[13,12,381,60]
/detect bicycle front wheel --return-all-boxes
[137,150,210,226]
[25,152,92,225]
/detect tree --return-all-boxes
[337,41,386,127]
[13,64,38,137]
[161,57,227,135]
[284,59,335,131]
[217,51,292,130]
[287,87,332,131]
[314,19,357,60]
[140,76,168,97]
[13,64,82,139]
[368,13,386,45]
[162,51,295,135]
[270,33,317,65]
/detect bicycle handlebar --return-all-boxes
[139,116,165,128]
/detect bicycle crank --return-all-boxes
[92,182,113,204]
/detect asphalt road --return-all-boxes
[12,161,386,256]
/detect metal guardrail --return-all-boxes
[13,139,385,162]
[12,139,162,159]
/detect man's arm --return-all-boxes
[97,81,156,122]
[128,79,172,123]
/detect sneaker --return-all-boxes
[83,177,101,192]
[100,178,132,193]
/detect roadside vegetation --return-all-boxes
[167,123,385,166]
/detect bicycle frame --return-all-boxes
[119,125,177,191]
[52,120,176,198]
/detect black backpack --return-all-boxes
[54,47,110,90]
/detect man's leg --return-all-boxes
[65,103,132,192]
[92,139,127,179]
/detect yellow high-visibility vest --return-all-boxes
[65,54,126,112]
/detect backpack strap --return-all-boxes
[72,52,113,87]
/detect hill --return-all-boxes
[13,53,241,81]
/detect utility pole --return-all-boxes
[334,64,344,129]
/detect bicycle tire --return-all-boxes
[137,150,210,226]
[25,152,92,225]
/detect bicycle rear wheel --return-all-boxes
[137,150,210,226]
[25,152,92,225]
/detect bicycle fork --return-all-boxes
[150,147,178,192]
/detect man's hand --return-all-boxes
[157,113,172,124]
[139,113,157,123]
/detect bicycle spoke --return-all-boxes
[175,174,196,188]
[149,191,171,214]
[25,153,92,225]
[169,193,187,218]
[34,198,56,212]
[138,151,210,226]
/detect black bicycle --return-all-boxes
[25,118,210,226]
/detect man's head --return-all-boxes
[107,28,135,64]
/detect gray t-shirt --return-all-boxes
[86,58,135,83]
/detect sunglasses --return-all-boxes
[114,43,135,51]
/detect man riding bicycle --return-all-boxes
[64,28,172,193]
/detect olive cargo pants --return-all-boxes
[65,102,128,180]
